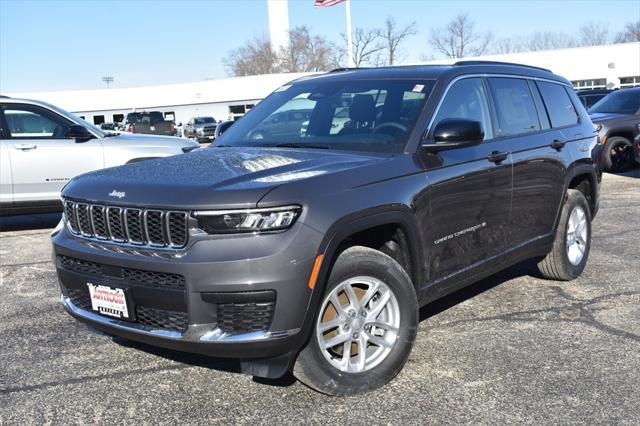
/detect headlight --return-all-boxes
[193,206,301,234]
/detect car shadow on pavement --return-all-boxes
[419,259,541,322]
[0,212,62,232]
[109,335,298,387]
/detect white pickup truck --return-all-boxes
[0,96,199,216]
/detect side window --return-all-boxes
[537,81,579,128]
[488,77,540,137]
[528,80,551,130]
[431,78,492,140]
[2,104,70,139]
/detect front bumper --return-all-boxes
[52,221,323,360]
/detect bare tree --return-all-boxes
[527,31,576,51]
[279,26,340,72]
[223,35,280,76]
[614,20,640,42]
[491,37,527,54]
[224,27,339,76]
[429,14,493,58]
[341,27,384,67]
[578,21,609,46]
[379,16,417,65]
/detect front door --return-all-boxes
[424,77,513,282]
[1,103,104,205]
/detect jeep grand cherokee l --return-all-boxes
[52,62,601,395]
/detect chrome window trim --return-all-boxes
[424,73,575,139]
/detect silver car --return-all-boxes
[0,97,199,215]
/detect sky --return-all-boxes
[1,0,638,92]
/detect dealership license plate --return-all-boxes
[87,283,130,319]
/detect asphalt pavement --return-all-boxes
[1,170,638,424]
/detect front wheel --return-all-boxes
[294,246,418,396]
[537,189,592,281]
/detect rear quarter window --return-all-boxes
[537,81,579,128]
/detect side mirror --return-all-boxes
[67,124,93,143]
[214,120,234,139]
[424,118,484,152]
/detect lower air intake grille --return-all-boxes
[122,267,186,289]
[67,288,92,311]
[217,302,275,333]
[136,306,188,332]
[59,256,103,275]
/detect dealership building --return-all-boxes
[7,42,639,127]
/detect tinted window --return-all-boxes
[431,78,492,140]
[488,78,540,136]
[537,81,579,127]
[588,89,640,114]
[2,104,71,139]
[219,79,435,154]
[194,117,216,124]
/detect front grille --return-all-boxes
[217,302,275,333]
[64,286,188,332]
[122,267,186,289]
[63,200,188,248]
[136,306,188,332]
[203,125,217,133]
[58,255,185,290]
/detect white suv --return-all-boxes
[0,97,199,215]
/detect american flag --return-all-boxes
[314,0,345,7]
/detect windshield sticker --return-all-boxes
[412,84,425,92]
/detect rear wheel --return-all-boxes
[294,246,418,396]
[537,189,591,281]
[604,136,634,173]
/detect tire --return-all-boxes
[604,136,634,173]
[537,189,592,281]
[294,246,418,396]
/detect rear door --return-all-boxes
[425,77,513,281]
[487,77,573,246]
[1,103,104,204]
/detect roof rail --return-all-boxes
[453,60,552,73]
[328,67,370,73]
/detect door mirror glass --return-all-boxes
[67,124,92,143]
[426,118,484,152]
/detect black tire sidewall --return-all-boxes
[295,247,418,396]
[604,137,632,173]
[557,191,592,278]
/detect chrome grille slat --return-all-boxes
[63,200,187,248]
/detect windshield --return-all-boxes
[44,102,108,137]
[217,79,435,154]
[589,89,640,114]
[195,117,216,124]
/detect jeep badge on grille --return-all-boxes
[108,190,125,199]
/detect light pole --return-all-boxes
[102,76,114,88]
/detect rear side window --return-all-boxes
[537,81,579,128]
[528,80,551,130]
[488,78,540,137]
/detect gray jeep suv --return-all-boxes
[52,62,602,395]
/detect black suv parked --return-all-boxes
[588,87,640,173]
[53,62,601,395]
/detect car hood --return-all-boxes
[588,112,630,123]
[62,147,387,209]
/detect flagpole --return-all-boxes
[345,0,354,67]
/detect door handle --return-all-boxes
[487,151,508,164]
[14,143,37,150]
[550,139,566,150]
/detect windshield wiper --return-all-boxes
[262,142,330,150]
